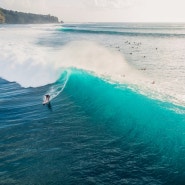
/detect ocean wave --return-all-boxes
[59,26,185,38]
[1,24,185,185]
[1,68,185,185]
[0,24,184,107]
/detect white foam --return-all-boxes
[0,25,184,107]
[56,41,185,107]
[44,70,70,101]
[0,25,144,88]
[0,25,61,87]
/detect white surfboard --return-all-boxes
[42,99,50,105]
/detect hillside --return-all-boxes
[0,8,59,24]
[0,9,5,23]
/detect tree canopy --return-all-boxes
[0,8,59,24]
[0,9,5,23]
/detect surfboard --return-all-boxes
[42,99,50,105]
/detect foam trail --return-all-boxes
[43,70,70,101]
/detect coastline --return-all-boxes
[0,7,61,24]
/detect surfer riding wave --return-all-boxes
[43,94,50,105]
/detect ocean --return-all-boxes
[0,23,185,185]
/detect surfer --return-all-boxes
[43,94,50,105]
[45,94,50,102]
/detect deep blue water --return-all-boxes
[0,23,185,185]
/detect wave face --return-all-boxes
[1,69,185,184]
[0,23,185,184]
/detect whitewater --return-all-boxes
[0,23,185,185]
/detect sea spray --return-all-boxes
[0,25,145,88]
[0,25,61,87]
[0,25,184,107]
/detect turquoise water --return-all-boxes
[0,23,185,184]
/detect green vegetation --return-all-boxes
[0,9,5,23]
[0,8,59,24]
